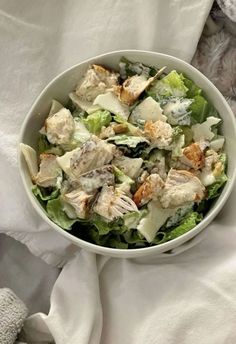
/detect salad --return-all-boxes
[21,57,228,249]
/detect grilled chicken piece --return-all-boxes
[160,169,205,208]
[93,185,138,221]
[116,67,166,106]
[78,165,115,193]
[180,143,205,170]
[133,174,165,207]
[70,136,115,179]
[76,64,118,102]
[34,154,61,188]
[63,189,93,219]
[144,120,173,148]
[45,108,75,145]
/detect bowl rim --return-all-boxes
[18,49,236,257]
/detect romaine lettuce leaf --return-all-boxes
[165,203,194,228]
[207,173,227,199]
[113,166,134,185]
[107,134,149,148]
[189,95,218,124]
[171,126,185,157]
[38,135,64,156]
[83,110,112,134]
[183,77,202,98]
[123,230,146,246]
[123,209,148,229]
[46,198,77,229]
[148,70,188,98]
[119,56,158,79]
[166,212,202,240]
[32,185,59,201]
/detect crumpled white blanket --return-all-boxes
[3,0,236,343]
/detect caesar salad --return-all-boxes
[21,57,227,249]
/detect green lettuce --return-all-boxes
[83,110,112,134]
[207,153,227,199]
[166,212,202,241]
[47,198,77,230]
[107,134,149,148]
[171,126,185,157]
[38,135,63,156]
[207,173,227,199]
[113,166,134,185]
[148,70,188,98]
[32,185,59,201]
[123,230,146,247]
[119,56,157,79]
[123,209,148,229]
[189,95,218,124]
[106,238,129,249]
[183,77,202,98]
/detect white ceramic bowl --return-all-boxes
[18,50,236,258]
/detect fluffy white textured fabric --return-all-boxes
[3,1,236,343]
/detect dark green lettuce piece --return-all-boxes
[46,198,77,230]
[119,57,158,79]
[166,212,202,241]
[32,185,59,201]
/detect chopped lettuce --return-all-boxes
[183,77,202,98]
[38,135,64,156]
[119,56,157,79]
[207,174,227,199]
[83,110,112,134]
[32,185,59,201]
[123,209,148,229]
[148,70,188,98]
[207,154,227,201]
[171,126,185,157]
[189,95,218,124]
[180,126,193,146]
[113,166,134,185]
[165,203,194,228]
[107,134,149,148]
[123,230,146,246]
[46,198,77,229]
[166,212,202,241]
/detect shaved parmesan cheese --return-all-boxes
[56,148,80,179]
[137,201,176,242]
[20,143,38,178]
[48,100,64,117]
[69,92,101,114]
[192,117,221,142]
[210,136,225,151]
[130,97,167,123]
[93,92,130,120]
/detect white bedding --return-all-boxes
[2,1,236,343]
